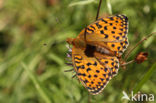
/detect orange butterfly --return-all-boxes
[66,15,129,95]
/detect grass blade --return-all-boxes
[21,62,52,103]
[106,0,112,15]
[69,0,96,7]
[133,63,156,94]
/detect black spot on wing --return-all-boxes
[87,28,94,33]
[87,68,91,72]
[109,17,114,20]
[75,61,81,63]
[96,70,100,73]
[100,18,108,23]
[90,25,95,30]
[100,30,104,34]
[96,22,102,29]
[111,31,115,34]
[93,62,97,66]
[110,23,113,25]
[74,57,82,60]
[104,34,108,38]
[87,62,92,66]
[104,26,107,30]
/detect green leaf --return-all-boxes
[133,63,156,94]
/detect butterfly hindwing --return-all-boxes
[72,47,119,94]
[95,54,120,77]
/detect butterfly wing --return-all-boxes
[94,52,120,77]
[72,47,119,95]
[68,14,128,95]
[85,15,129,56]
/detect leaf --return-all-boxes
[133,63,156,94]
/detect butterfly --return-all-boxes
[66,14,129,95]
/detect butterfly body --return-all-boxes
[67,15,129,95]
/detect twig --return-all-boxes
[124,32,156,60]
[96,0,102,20]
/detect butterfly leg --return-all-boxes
[64,68,74,72]
[121,60,135,66]
[120,60,134,69]
[72,74,76,78]
[119,58,135,70]
[65,63,73,66]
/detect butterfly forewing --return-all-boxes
[85,15,129,56]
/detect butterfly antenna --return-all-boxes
[96,0,102,20]
[124,32,156,60]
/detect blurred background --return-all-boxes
[0,0,156,103]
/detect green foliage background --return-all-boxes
[0,0,156,103]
